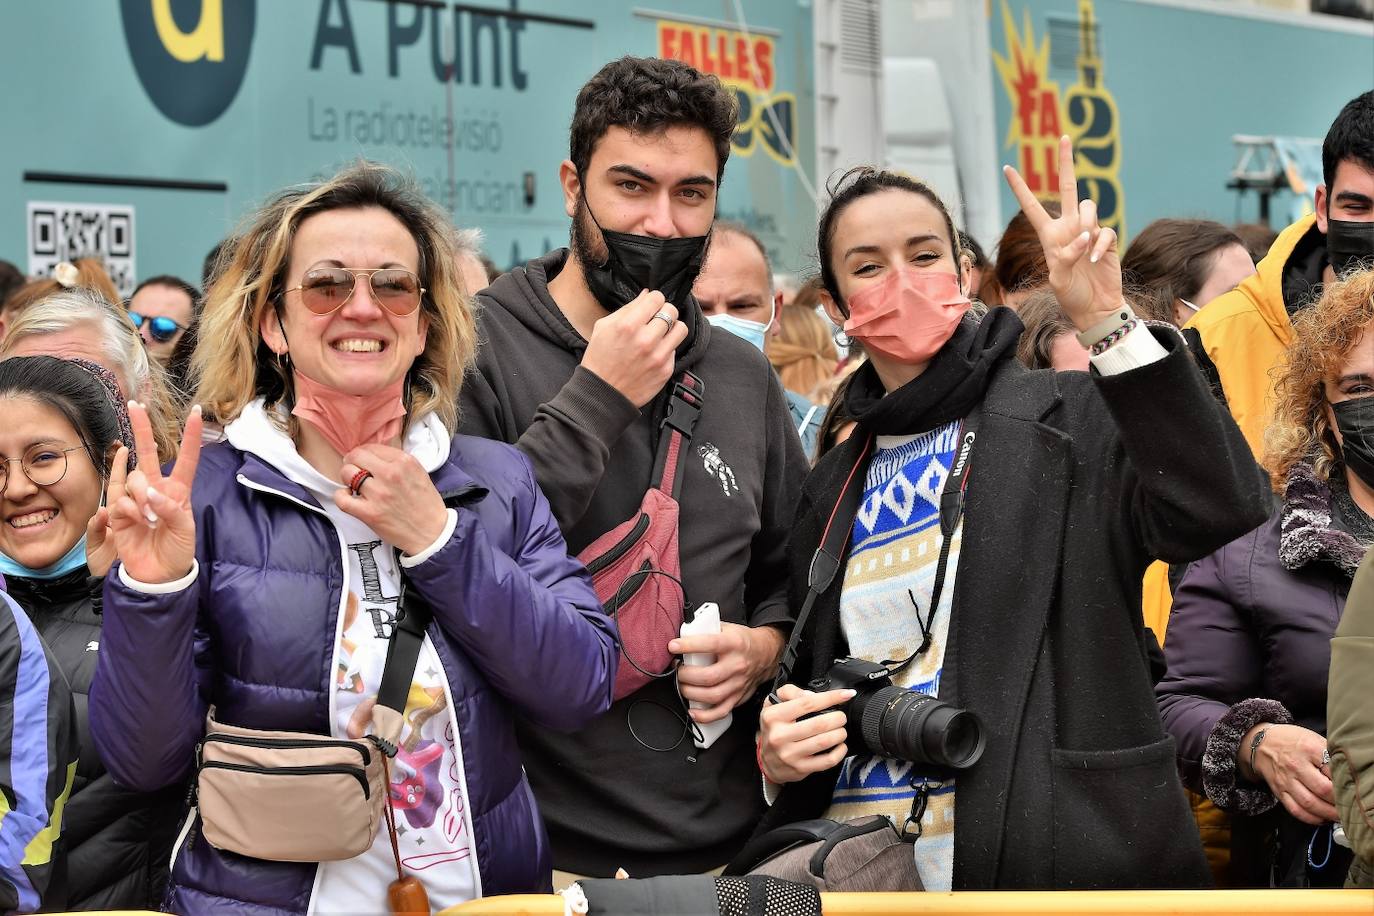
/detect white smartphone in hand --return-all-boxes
[679,602,732,750]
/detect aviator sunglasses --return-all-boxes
[282,267,426,317]
[127,311,187,343]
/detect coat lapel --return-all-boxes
[950,363,1071,886]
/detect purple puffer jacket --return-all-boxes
[89,433,618,914]
[1157,463,1359,817]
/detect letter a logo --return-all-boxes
[122,0,255,127]
[152,0,225,62]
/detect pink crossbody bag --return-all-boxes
[577,372,703,700]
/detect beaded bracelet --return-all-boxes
[1090,319,1138,356]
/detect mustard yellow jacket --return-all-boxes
[1183,214,1317,461]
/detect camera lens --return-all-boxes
[854,686,985,770]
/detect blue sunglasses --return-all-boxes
[127,311,186,343]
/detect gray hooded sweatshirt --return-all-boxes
[458,248,807,876]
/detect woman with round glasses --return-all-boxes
[0,355,182,909]
[88,162,618,914]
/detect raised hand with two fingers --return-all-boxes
[84,444,129,578]
[1002,134,1124,332]
[106,403,203,584]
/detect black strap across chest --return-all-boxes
[770,408,980,699]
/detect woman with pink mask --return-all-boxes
[87,163,617,915]
[750,142,1271,890]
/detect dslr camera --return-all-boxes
[811,657,985,769]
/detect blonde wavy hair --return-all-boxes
[1266,269,1374,485]
[193,162,475,432]
[766,304,837,404]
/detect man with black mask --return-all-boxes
[1186,90,1374,461]
[458,56,807,881]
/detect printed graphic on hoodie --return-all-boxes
[698,442,739,496]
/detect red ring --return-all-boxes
[348,468,373,497]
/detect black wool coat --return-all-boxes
[761,332,1272,890]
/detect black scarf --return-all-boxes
[845,307,1024,435]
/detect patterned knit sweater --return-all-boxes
[823,420,962,891]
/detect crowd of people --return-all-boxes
[0,55,1369,915]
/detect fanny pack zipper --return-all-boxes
[604,559,655,614]
[200,732,373,766]
[198,760,372,799]
[584,513,651,576]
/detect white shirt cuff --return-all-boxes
[1088,321,1170,376]
[762,772,781,806]
[400,509,458,568]
[119,560,199,594]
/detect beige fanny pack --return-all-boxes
[195,707,403,861]
[192,567,432,866]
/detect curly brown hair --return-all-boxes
[1267,269,1374,485]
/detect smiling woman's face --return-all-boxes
[0,397,102,570]
[262,206,428,397]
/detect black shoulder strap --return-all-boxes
[376,573,433,717]
[649,371,705,499]
[722,818,853,876]
[770,433,874,700]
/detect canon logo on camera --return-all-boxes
[121,0,256,127]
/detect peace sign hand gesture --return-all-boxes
[106,403,203,584]
[1003,134,1124,332]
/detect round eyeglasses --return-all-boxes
[127,311,187,343]
[0,445,88,492]
[282,267,425,317]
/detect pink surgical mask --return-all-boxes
[291,369,406,457]
[843,268,971,364]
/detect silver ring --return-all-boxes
[1321,748,1331,767]
[652,310,675,332]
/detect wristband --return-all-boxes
[1090,319,1139,356]
[1076,304,1137,349]
[1248,726,1270,780]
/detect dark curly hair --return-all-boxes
[569,56,738,184]
[816,167,962,313]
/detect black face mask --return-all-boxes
[1333,396,1374,489]
[577,196,710,312]
[1326,218,1374,277]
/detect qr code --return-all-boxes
[28,201,137,298]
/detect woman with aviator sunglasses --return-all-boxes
[89,162,618,915]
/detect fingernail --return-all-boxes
[147,486,162,501]
[1090,253,1100,264]
[144,507,158,525]
[127,400,138,410]
[1080,231,1091,243]
[843,689,858,698]
[192,404,203,415]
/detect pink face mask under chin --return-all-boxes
[843,268,971,365]
[291,369,407,458]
